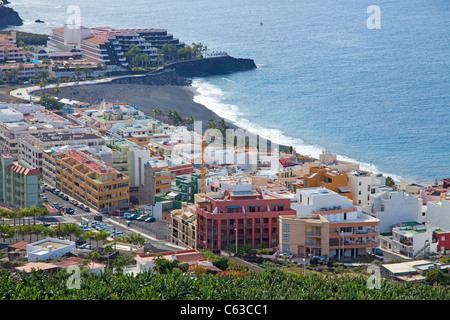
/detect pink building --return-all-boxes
[418,187,449,204]
[196,186,296,252]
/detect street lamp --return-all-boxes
[234,228,238,255]
[303,258,306,276]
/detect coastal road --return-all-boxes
[9,74,145,103]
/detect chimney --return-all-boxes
[47,246,53,252]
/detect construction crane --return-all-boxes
[200,137,208,194]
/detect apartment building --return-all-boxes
[347,169,386,210]
[297,167,353,199]
[368,187,421,233]
[279,187,380,259]
[49,25,183,69]
[0,154,41,209]
[171,174,200,203]
[0,32,25,62]
[171,203,197,249]
[48,150,129,212]
[426,197,450,231]
[379,221,438,258]
[19,131,106,173]
[0,63,49,81]
[196,180,297,252]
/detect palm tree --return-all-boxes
[386,176,395,188]
[103,245,114,269]
[152,108,163,119]
[206,119,217,130]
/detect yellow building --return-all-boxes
[51,150,129,212]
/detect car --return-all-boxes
[83,206,91,212]
[136,215,148,221]
[77,203,84,209]
[76,239,86,246]
[109,210,120,216]
[41,196,48,202]
[372,247,384,256]
[66,208,75,214]
[128,214,139,220]
[53,202,60,208]
[144,217,155,223]
[62,195,69,201]
[94,215,103,222]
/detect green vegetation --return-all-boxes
[157,42,207,66]
[0,267,447,300]
[386,176,395,187]
[38,94,63,110]
[0,30,48,46]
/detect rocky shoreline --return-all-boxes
[0,3,23,30]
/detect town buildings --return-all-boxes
[46,149,130,212]
[279,187,380,259]
[49,25,184,69]
[0,153,41,209]
[196,179,297,252]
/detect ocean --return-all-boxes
[7,0,450,182]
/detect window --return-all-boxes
[282,234,290,243]
[282,223,290,233]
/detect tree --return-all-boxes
[425,269,450,285]
[385,176,395,187]
[103,245,114,269]
[38,94,63,110]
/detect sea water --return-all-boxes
[8,0,450,182]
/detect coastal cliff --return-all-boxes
[111,55,257,86]
[0,6,23,29]
[161,55,257,77]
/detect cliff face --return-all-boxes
[112,55,257,86]
[0,6,23,29]
[161,55,257,77]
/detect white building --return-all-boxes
[379,222,438,258]
[347,169,386,210]
[368,187,421,233]
[0,105,23,123]
[292,187,356,218]
[425,198,450,231]
[26,237,76,262]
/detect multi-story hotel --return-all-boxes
[0,32,25,62]
[279,187,380,260]
[45,149,129,212]
[48,25,184,69]
[196,180,297,252]
[0,154,41,209]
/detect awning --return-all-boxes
[338,186,352,193]
[167,191,179,198]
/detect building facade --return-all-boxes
[49,150,129,212]
[0,154,41,209]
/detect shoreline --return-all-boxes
[27,81,416,183]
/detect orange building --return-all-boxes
[295,167,352,200]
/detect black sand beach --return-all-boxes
[36,83,240,131]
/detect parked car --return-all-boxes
[83,206,91,212]
[136,215,148,221]
[77,203,84,209]
[66,208,75,214]
[94,215,103,222]
[53,202,60,209]
[372,247,384,256]
[41,196,48,202]
[62,195,69,201]
[69,200,78,206]
[109,210,120,216]
[145,217,156,223]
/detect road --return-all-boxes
[41,187,185,252]
[9,74,145,103]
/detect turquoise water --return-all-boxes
[8,0,450,182]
